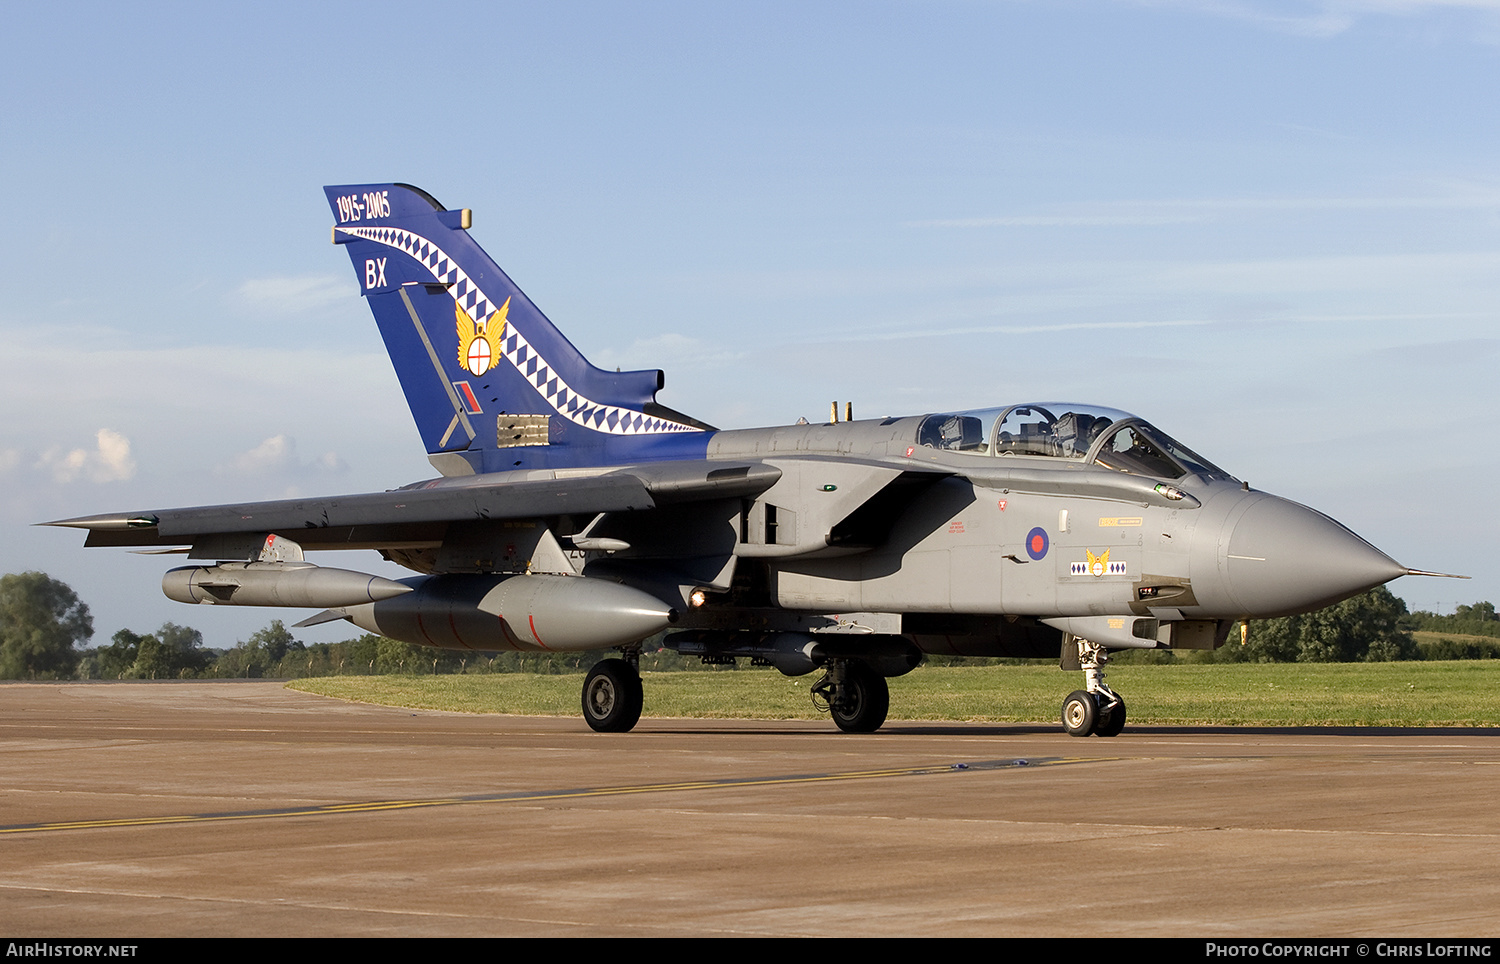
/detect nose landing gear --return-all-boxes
[1062,637,1126,737]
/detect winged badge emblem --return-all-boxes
[457,296,510,377]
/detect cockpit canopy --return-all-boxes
[915,403,1232,482]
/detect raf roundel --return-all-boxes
[1025,526,1049,561]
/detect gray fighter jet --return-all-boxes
[48,183,1452,736]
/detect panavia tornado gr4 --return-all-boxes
[49,182,1453,736]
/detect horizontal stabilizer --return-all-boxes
[293,610,352,628]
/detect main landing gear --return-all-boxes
[580,652,894,735]
[1062,637,1126,738]
[812,659,889,733]
[581,655,644,733]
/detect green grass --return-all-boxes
[1414,631,1499,646]
[290,661,1500,727]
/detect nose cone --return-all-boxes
[1217,496,1406,617]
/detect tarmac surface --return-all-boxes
[0,679,1496,938]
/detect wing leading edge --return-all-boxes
[45,460,782,553]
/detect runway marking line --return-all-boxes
[0,756,1106,835]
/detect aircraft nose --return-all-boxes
[1214,495,1406,617]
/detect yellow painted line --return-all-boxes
[0,756,1108,836]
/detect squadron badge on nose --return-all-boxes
[1072,549,1127,576]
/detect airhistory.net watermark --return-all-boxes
[5,945,138,957]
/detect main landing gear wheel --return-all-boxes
[827,661,889,734]
[1062,690,1098,737]
[581,658,643,733]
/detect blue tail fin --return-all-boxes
[325,183,712,475]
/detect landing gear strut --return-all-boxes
[812,660,889,733]
[582,655,643,733]
[1062,637,1126,738]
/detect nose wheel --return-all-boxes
[1062,637,1126,737]
[1095,695,1127,736]
[1062,690,1098,736]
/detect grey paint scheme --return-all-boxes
[45,179,1445,734]
[49,408,1422,736]
[53,414,1408,649]
[55,461,778,551]
[700,416,1405,628]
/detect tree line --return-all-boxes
[1,570,1497,680]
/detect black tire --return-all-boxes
[581,658,643,733]
[1095,696,1127,737]
[1062,690,1098,737]
[831,662,889,733]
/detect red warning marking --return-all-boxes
[497,614,523,650]
[529,613,551,650]
[454,381,483,414]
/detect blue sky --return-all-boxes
[3,0,1497,648]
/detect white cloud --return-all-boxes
[313,451,346,472]
[37,429,137,484]
[225,434,294,474]
[1128,0,1500,38]
[219,435,348,478]
[235,275,351,316]
[799,317,1210,344]
[911,215,1201,228]
[1149,191,1500,211]
[593,333,744,371]
[911,189,1500,231]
